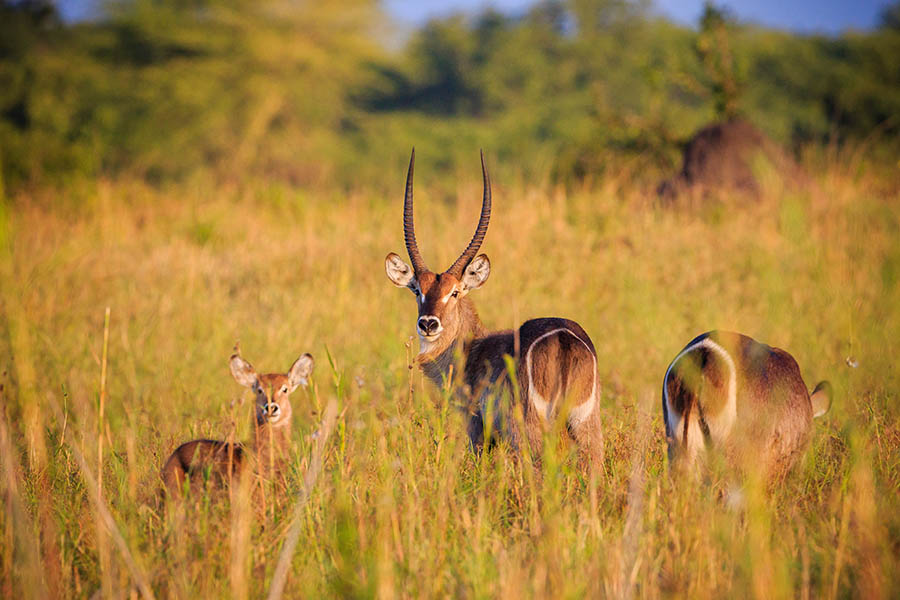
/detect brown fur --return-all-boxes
[662,331,830,484]
[160,439,246,495]
[161,354,312,497]
[415,284,603,468]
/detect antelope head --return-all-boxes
[229,352,314,427]
[385,149,492,354]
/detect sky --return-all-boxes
[57,0,892,35]
[383,0,891,34]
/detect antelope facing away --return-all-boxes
[385,150,603,467]
[662,331,831,483]
[161,350,314,496]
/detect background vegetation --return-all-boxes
[0,0,898,598]
[2,0,900,190]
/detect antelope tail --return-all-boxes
[681,378,713,450]
[810,380,832,418]
[682,391,693,450]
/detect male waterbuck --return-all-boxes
[161,350,314,496]
[662,331,831,482]
[385,150,603,467]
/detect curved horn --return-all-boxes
[447,150,491,278]
[403,148,428,274]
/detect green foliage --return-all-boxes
[881,1,900,30]
[696,2,741,119]
[0,0,386,187]
[0,0,899,190]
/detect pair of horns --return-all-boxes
[403,149,491,278]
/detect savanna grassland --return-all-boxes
[3,0,900,598]
[1,149,898,598]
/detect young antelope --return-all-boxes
[161,350,314,496]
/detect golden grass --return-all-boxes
[0,159,898,598]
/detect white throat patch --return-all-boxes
[418,334,435,355]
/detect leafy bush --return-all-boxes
[1,0,898,191]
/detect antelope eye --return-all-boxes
[451,290,459,298]
[281,386,288,393]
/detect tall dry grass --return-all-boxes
[0,156,897,597]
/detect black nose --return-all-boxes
[418,316,440,335]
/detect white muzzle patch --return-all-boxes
[265,402,282,424]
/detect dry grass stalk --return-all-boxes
[48,395,156,600]
[267,397,339,600]
[0,398,48,599]
[96,306,112,598]
[615,395,651,600]
[0,164,896,597]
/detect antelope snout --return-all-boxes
[265,402,282,422]
[417,316,441,337]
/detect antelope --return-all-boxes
[161,350,314,496]
[384,149,603,467]
[662,331,832,483]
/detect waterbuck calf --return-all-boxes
[662,331,831,483]
[385,150,603,467]
[161,350,314,496]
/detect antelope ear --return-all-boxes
[461,254,490,291]
[287,353,314,390]
[385,252,415,288]
[230,354,258,388]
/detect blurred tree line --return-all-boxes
[1,0,898,191]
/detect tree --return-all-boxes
[881,1,900,30]
[696,2,741,120]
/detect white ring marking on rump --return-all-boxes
[662,336,737,452]
[525,328,598,426]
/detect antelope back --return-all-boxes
[161,439,245,495]
[662,330,830,479]
[518,319,599,428]
[463,318,601,458]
